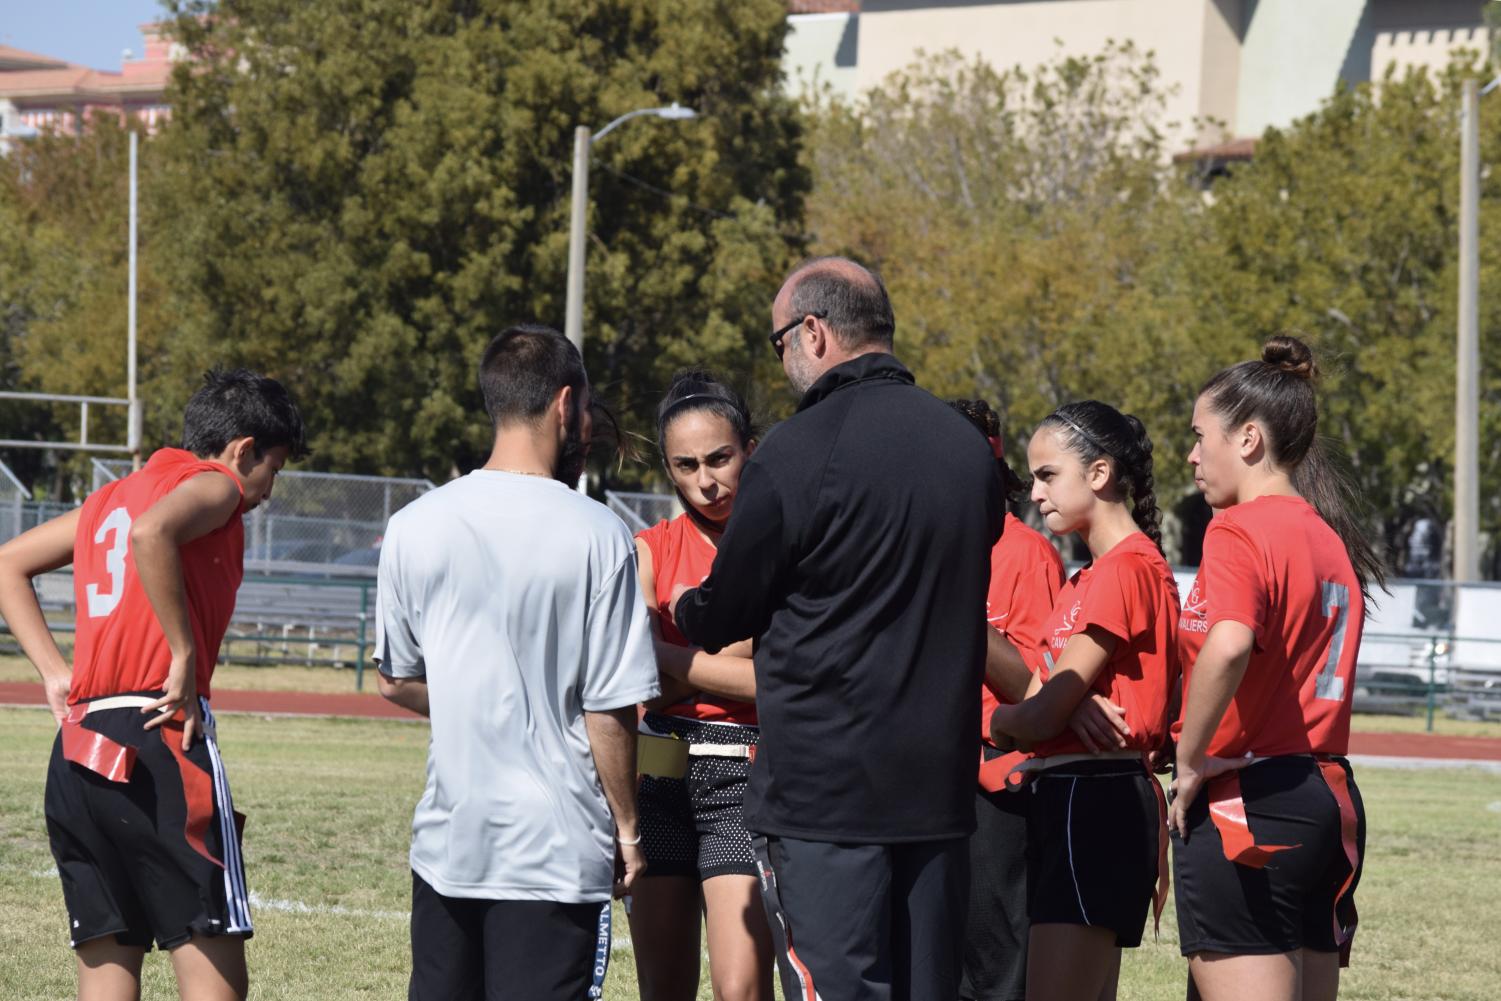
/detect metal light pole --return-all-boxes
[128,130,141,471]
[1455,78,1496,581]
[563,103,697,352]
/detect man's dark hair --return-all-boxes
[786,257,896,350]
[182,369,308,460]
[479,324,587,427]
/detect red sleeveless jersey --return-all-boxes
[981,513,1065,742]
[69,449,245,703]
[637,513,757,725]
[1033,531,1180,757]
[1177,495,1364,758]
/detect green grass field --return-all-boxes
[0,707,1498,999]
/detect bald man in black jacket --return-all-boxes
[672,257,1003,1001]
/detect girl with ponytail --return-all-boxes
[630,370,773,1001]
[1171,336,1375,1001]
[988,400,1181,1001]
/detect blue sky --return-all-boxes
[1,0,170,70]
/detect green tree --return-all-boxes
[1190,60,1501,571]
[157,0,807,481]
[803,45,1213,529]
[0,117,170,496]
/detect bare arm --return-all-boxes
[984,626,1032,703]
[637,538,758,704]
[377,673,429,717]
[1170,621,1254,837]
[132,471,244,747]
[0,508,81,723]
[990,625,1117,745]
[584,704,646,897]
[660,641,756,701]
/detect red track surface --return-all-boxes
[0,681,416,720]
[2,681,1499,758]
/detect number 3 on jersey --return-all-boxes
[1314,580,1350,702]
[86,507,132,618]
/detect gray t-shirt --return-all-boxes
[374,470,659,902]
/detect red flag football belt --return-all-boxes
[1206,756,1360,965]
[61,695,229,870]
[978,748,1169,934]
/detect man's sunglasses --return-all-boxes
[769,312,826,360]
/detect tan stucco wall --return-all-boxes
[856,0,1237,147]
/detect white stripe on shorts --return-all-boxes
[1065,777,1092,925]
[200,699,253,934]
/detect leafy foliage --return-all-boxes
[153,0,806,480]
[804,44,1501,569]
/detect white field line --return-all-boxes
[13,864,635,949]
[247,892,637,952]
[249,891,408,921]
[1348,753,1501,773]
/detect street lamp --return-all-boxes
[564,103,697,352]
[1455,77,1498,581]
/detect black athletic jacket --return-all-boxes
[675,353,1003,842]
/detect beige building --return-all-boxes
[786,0,1491,148]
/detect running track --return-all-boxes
[2,681,1498,761]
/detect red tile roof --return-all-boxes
[0,45,68,72]
[1173,136,1258,163]
[788,0,859,13]
[0,27,173,106]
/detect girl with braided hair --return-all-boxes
[988,400,1180,1001]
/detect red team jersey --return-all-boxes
[637,514,757,726]
[1176,495,1364,758]
[69,449,245,703]
[981,512,1066,742]
[1034,531,1180,757]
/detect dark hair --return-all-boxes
[182,369,307,460]
[950,398,1027,501]
[479,324,586,427]
[1038,400,1162,551]
[786,256,896,350]
[1199,334,1385,598]
[656,368,755,459]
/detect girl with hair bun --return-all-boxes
[629,369,774,1001]
[1171,335,1377,1001]
[989,400,1180,1001]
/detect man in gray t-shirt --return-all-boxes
[375,324,659,1001]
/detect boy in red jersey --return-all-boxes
[0,370,305,1001]
[1170,337,1376,1001]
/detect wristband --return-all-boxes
[616,833,642,846]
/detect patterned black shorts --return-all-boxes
[638,712,759,881]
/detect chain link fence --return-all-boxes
[604,489,679,532]
[0,459,29,544]
[92,460,435,574]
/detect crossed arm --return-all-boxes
[636,538,756,709]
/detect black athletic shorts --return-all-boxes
[1173,755,1365,957]
[408,871,607,1001]
[753,834,968,1001]
[638,712,759,881]
[961,748,1030,1001]
[1026,758,1159,948]
[44,694,252,951]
